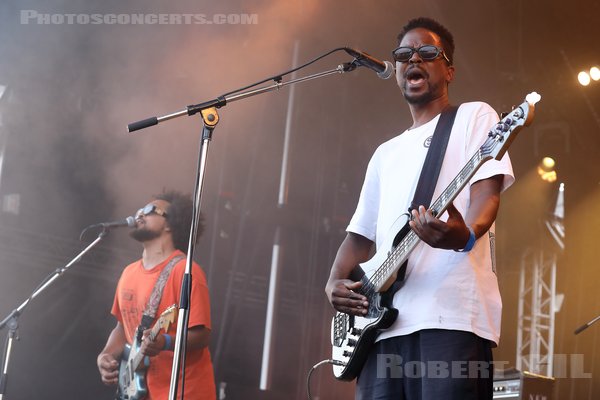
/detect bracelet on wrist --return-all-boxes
[162,333,172,351]
[455,226,476,252]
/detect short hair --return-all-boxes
[154,190,204,252]
[397,17,455,65]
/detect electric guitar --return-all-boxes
[330,93,541,381]
[116,304,177,400]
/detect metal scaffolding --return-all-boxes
[516,183,564,377]
[516,248,557,376]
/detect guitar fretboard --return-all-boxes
[130,322,163,370]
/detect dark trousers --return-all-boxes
[356,329,493,400]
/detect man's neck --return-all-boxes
[141,238,176,270]
[408,95,450,130]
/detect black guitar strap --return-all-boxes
[388,105,459,290]
[409,104,459,213]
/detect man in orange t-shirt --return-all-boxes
[97,191,216,400]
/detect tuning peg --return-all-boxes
[526,92,541,104]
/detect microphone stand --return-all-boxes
[574,313,600,335]
[167,107,219,400]
[0,228,111,400]
[128,61,360,400]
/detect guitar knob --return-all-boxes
[351,328,362,335]
[347,339,357,347]
[343,351,353,357]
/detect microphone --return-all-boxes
[79,216,136,241]
[344,48,395,79]
[88,216,136,229]
[574,315,600,335]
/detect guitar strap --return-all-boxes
[389,105,459,290]
[409,104,459,213]
[138,254,185,337]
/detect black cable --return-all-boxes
[221,47,349,98]
[306,359,345,400]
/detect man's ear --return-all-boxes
[446,65,455,84]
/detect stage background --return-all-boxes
[1,1,599,399]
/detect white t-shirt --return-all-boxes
[347,101,514,345]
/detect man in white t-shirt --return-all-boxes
[325,17,514,399]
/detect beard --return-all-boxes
[129,227,161,243]
[404,89,434,105]
[402,79,443,105]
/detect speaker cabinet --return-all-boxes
[493,370,555,399]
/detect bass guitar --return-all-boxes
[330,93,541,381]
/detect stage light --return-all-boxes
[590,66,600,81]
[578,71,591,86]
[537,157,557,182]
[542,157,555,169]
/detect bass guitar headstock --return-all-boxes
[483,92,541,160]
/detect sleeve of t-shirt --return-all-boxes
[111,274,123,323]
[346,147,381,242]
[189,262,211,330]
[168,260,212,330]
[465,102,515,192]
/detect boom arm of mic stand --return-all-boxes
[127,63,353,133]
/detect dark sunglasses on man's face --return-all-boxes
[392,45,451,64]
[135,204,168,219]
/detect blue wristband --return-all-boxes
[456,226,476,252]
[162,333,172,350]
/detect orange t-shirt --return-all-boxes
[112,250,216,400]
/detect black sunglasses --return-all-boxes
[392,45,451,64]
[135,204,168,219]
